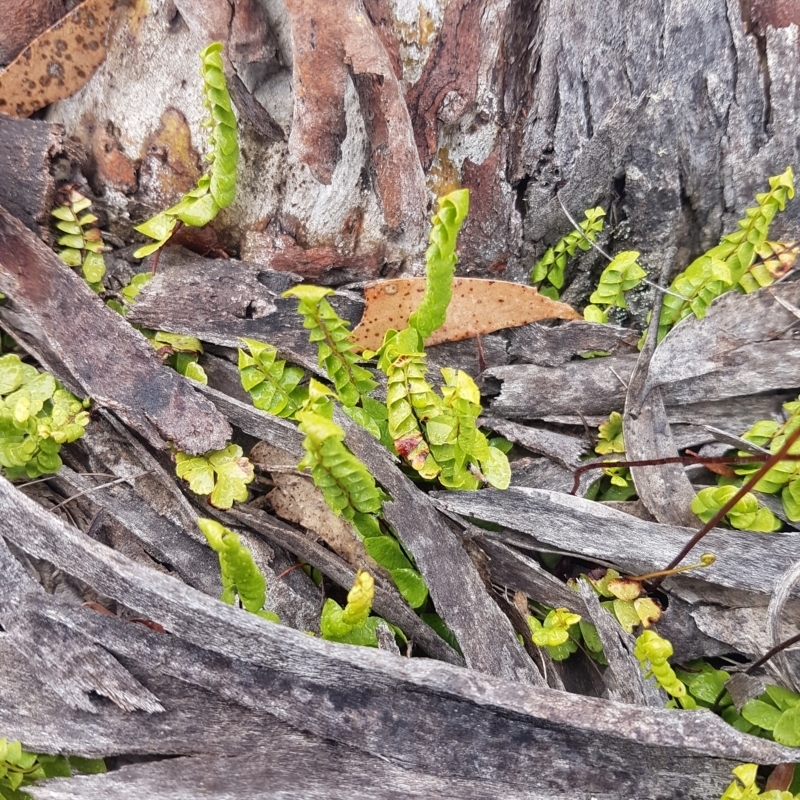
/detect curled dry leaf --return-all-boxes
[351,277,581,351]
[0,0,115,118]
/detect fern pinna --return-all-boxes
[134,42,239,257]
[531,206,606,300]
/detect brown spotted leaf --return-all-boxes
[351,277,581,351]
[0,0,115,118]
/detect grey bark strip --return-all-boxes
[225,503,464,666]
[623,292,700,528]
[0,205,231,454]
[336,410,546,685]
[431,486,800,597]
[2,477,799,800]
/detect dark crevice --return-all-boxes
[609,168,627,227]
[581,71,593,139]
[740,0,772,134]
[513,174,532,221]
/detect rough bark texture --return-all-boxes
[38,0,800,286]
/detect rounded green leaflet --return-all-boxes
[390,567,428,609]
[741,698,783,731]
[772,704,800,747]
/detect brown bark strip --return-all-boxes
[405,0,482,169]
[0,204,231,454]
[0,115,72,238]
[284,0,426,241]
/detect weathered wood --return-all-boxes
[481,416,588,470]
[623,296,699,528]
[432,486,800,598]
[2,476,799,800]
[193,379,536,680]
[226,503,463,666]
[640,283,800,406]
[481,339,800,421]
[0,115,69,236]
[126,249,362,370]
[336,410,545,685]
[0,206,231,454]
[506,321,639,365]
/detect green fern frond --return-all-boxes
[532,206,606,299]
[197,518,279,621]
[583,250,646,322]
[238,337,307,417]
[657,167,794,340]
[283,285,377,407]
[0,354,90,479]
[408,189,470,340]
[134,42,239,258]
[634,630,695,707]
[51,187,106,291]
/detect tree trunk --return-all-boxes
[43,0,800,296]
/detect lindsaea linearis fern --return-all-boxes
[407,189,470,339]
[320,569,398,646]
[531,206,606,300]
[377,190,511,488]
[51,186,106,292]
[296,381,428,608]
[197,518,279,621]
[583,251,646,323]
[134,42,239,258]
[656,167,794,341]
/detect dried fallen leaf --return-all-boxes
[0,0,115,118]
[351,277,581,351]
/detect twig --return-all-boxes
[569,453,800,495]
[47,470,151,512]
[649,423,800,591]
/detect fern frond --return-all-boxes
[197,518,279,621]
[531,206,606,299]
[407,189,470,340]
[283,285,377,407]
[657,167,794,340]
[134,42,239,258]
[51,187,106,291]
[296,405,387,521]
[380,328,442,480]
[238,337,306,418]
[583,250,646,322]
[634,630,695,707]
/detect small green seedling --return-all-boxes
[175,443,254,509]
[197,518,279,622]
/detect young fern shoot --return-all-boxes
[134,42,239,258]
[320,569,393,647]
[197,518,279,622]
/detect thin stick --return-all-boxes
[569,453,800,495]
[48,471,151,512]
[649,423,800,591]
[745,631,800,675]
[555,193,689,302]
